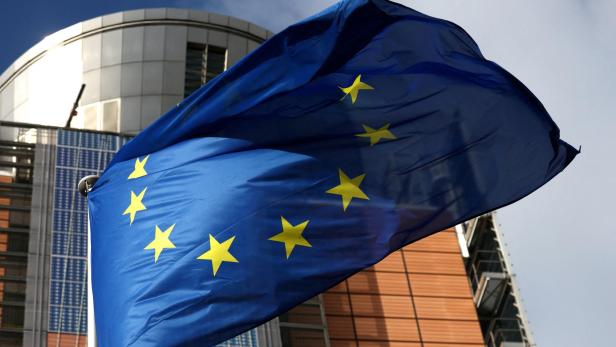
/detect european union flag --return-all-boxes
[88,0,577,345]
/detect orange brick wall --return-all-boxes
[47,333,87,347]
[324,229,484,346]
[0,175,11,325]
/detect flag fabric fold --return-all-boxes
[88,0,577,345]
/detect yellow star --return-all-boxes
[355,123,397,146]
[197,234,239,276]
[269,217,311,259]
[144,224,176,262]
[128,155,150,179]
[339,74,374,104]
[326,169,369,211]
[122,188,147,225]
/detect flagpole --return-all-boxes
[79,175,99,347]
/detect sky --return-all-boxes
[1,0,614,346]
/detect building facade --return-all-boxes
[459,214,535,347]
[0,8,534,347]
[0,8,272,133]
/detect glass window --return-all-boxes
[205,45,227,83]
[279,302,324,326]
[83,104,98,130]
[184,43,227,97]
[185,43,206,97]
[1,306,25,328]
[80,101,121,132]
[280,327,327,347]
[7,233,28,253]
[102,100,120,132]
[278,296,330,347]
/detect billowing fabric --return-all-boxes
[88,0,577,345]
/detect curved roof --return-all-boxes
[0,8,273,91]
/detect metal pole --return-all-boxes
[65,84,86,128]
[78,176,99,347]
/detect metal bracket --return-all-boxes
[78,175,99,197]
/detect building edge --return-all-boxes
[460,212,536,347]
[491,212,536,346]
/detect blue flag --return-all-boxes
[88,0,577,345]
